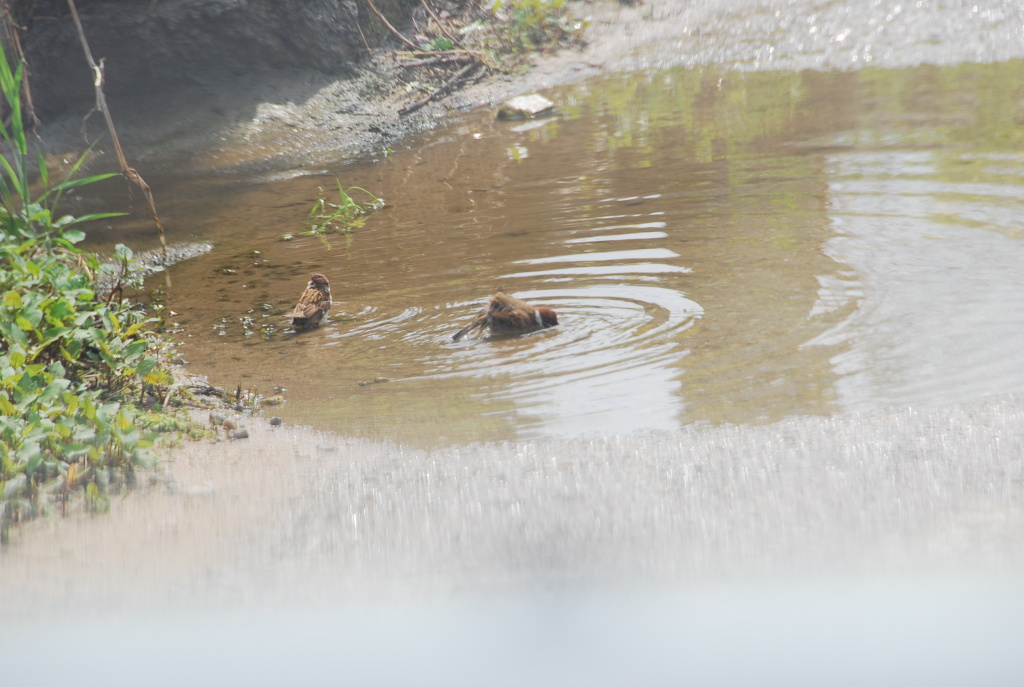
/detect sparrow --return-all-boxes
[452,291,558,342]
[285,273,331,330]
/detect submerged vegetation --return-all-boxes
[304,180,384,239]
[0,49,188,538]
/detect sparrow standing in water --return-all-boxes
[452,291,558,341]
[286,273,331,330]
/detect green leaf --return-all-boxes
[115,409,134,432]
[71,212,127,224]
[6,345,25,368]
[0,321,29,347]
[81,396,96,421]
[62,229,86,244]
[123,340,148,361]
[23,445,42,475]
[136,357,158,379]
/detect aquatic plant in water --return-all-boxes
[303,180,383,242]
[0,48,183,537]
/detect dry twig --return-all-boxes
[419,0,461,48]
[66,0,167,262]
[363,0,419,50]
[399,62,477,116]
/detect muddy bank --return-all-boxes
[31,0,1024,176]
[15,0,409,116]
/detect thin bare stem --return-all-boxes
[420,0,461,48]
[399,63,476,116]
[66,0,168,263]
[363,0,419,50]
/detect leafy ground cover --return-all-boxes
[0,49,194,538]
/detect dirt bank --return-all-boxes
[33,1,687,174]
[33,0,1024,177]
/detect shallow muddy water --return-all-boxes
[83,58,1024,445]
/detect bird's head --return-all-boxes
[537,307,558,328]
[309,273,330,292]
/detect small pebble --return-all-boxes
[209,412,226,427]
[223,418,238,431]
[230,428,249,440]
[269,417,283,426]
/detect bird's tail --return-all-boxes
[452,316,486,342]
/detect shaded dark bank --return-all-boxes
[8,0,408,116]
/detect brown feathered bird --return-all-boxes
[452,291,558,342]
[285,273,331,330]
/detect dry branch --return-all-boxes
[67,0,167,262]
[363,0,419,50]
[399,62,477,116]
[419,0,461,48]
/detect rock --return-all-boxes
[269,417,283,426]
[497,94,556,120]
[230,428,250,440]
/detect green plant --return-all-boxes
[491,0,586,54]
[0,46,181,530]
[426,36,455,51]
[304,180,383,240]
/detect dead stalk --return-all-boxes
[66,0,168,264]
